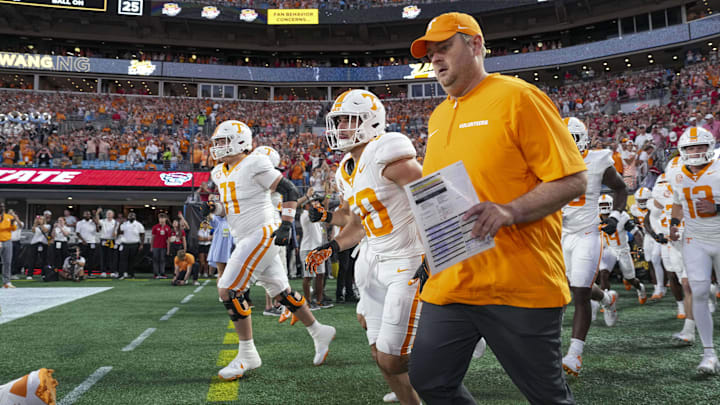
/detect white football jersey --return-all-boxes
[601,211,631,249]
[651,182,674,234]
[345,132,424,259]
[629,204,648,228]
[335,152,353,200]
[562,149,614,234]
[210,154,281,241]
[672,158,720,243]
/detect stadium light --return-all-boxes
[152,198,157,202]
[67,196,72,200]
[649,60,654,64]
[605,67,610,71]
[603,62,608,66]
[627,63,632,67]
[68,206,73,209]
[673,55,678,60]
[647,54,652,58]
[245,57,250,62]
[553,75,559,79]
[27,45,34,50]
[534,72,539,76]
[709,42,714,46]
[624,58,629,62]
[144,204,150,208]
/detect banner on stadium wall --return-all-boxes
[0,168,211,188]
[0,52,162,76]
[267,9,318,25]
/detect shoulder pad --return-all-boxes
[373,132,416,166]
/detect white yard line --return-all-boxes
[159,307,179,321]
[57,366,113,405]
[181,294,194,304]
[203,279,211,286]
[193,285,204,293]
[121,328,156,352]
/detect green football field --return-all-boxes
[1,277,719,405]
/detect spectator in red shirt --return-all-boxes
[151,213,171,279]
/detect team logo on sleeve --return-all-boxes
[160,172,193,186]
[240,9,258,22]
[162,3,182,16]
[201,6,221,19]
[402,5,421,19]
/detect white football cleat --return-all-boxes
[637,283,647,305]
[561,353,582,376]
[603,291,618,327]
[383,392,399,403]
[0,368,57,405]
[218,354,261,381]
[697,355,720,375]
[671,331,695,345]
[312,325,336,366]
[472,338,487,359]
[591,300,600,322]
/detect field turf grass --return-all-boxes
[1,277,719,404]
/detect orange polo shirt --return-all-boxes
[421,74,586,308]
[0,214,18,242]
[174,253,195,271]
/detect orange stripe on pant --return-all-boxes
[228,226,269,291]
[239,225,276,292]
[400,285,422,356]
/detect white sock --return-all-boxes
[677,301,686,315]
[683,319,696,334]
[569,338,585,356]
[238,339,258,357]
[306,320,323,338]
[704,347,716,358]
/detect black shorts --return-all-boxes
[198,244,210,255]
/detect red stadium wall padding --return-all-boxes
[0,168,211,188]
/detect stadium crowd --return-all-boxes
[1,50,718,186]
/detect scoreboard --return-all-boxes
[0,0,107,11]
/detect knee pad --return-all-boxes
[279,290,306,312]
[223,290,251,321]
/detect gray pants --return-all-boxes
[409,303,574,405]
[152,248,166,276]
[1,240,12,285]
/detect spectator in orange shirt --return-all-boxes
[290,160,305,189]
[172,250,198,286]
[2,146,15,166]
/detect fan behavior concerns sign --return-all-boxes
[267,9,318,25]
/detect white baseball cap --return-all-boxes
[705,114,714,119]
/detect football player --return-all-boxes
[305,89,426,405]
[670,126,720,374]
[645,175,671,301]
[644,174,688,320]
[204,120,335,381]
[560,117,627,376]
[597,194,647,304]
[253,145,289,316]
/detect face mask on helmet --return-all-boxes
[678,127,716,166]
[325,90,386,152]
[599,203,613,215]
[210,120,252,160]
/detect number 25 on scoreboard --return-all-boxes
[118,0,143,16]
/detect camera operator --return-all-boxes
[58,245,86,281]
[172,249,197,286]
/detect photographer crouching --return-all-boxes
[172,250,198,286]
[59,245,86,281]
